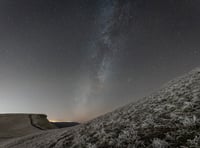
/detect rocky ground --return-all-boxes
[1,68,200,148]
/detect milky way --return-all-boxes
[72,0,132,119]
[89,0,131,84]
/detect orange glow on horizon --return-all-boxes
[49,119,73,123]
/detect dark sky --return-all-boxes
[0,0,200,121]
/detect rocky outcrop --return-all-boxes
[2,68,200,148]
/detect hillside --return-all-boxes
[51,122,79,128]
[2,68,200,148]
[0,114,56,144]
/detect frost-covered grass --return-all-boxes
[152,138,169,148]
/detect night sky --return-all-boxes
[0,0,200,122]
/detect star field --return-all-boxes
[0,0,200,121]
